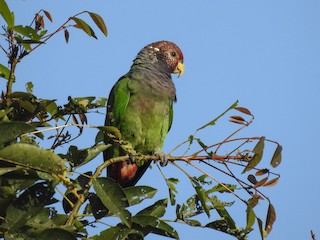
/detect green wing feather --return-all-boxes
[105,76,130,127]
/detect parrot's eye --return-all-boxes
[170,51,176,57]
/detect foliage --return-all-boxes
[0,1,282,239]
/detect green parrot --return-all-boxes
[103,40,184,187]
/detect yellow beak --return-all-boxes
[173,62,184,78]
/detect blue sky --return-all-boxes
[2,0,320,239]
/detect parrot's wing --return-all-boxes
[106,76,131,127]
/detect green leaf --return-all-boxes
[39,228,77,240]
[0,121,35,146]
[0,64,10,80]
[91,226,143,240]
[0,0,14,28]
[137,199,167,218]
[0,143,66,175]
[270,144,282,168]
[132,215,179,239]
[123,186,157,206]
[166,177,179,205]
[192,181,210,217]
[246,205,255,230]
[25,81,34,93]
[216,207,236,229]
[14,25,40,40]
[197,100,238,131]
[243,137,265,173]
[88,12,108,36]
[93,177,131,227]
[71,17,97,39]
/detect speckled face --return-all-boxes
[148,41,184,73]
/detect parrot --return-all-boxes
[103,40,184,187]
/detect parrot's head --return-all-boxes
[139,41,184,78]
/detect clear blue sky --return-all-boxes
[2,1,320,239]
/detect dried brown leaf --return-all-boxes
[43,10,53,22]
[271,144,282,168]
[247,174,257,184]
[265,203,276,235]
[229,118,245,125]
[253,177,268,188]
[64,29,69,43]
[235,106,252,115]
[255,168,269,176]
[230,115,245,121]
[253,193,264,200]
[263,177,279,187]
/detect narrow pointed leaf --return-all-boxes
[193,182,210,217]
[243,137,265,173]
[132,215,179,239]
[72,17,97,39]
[0,143,66,175]
[253,177,268,188]
[257,217,265,240]
[0,64,10,80]
[265,203,276,235]
[197,100,238,131]
[263,177,279,187]
[235,106,252,115]
[0,0,14,28]
[123,186,157,206]
[43,10,53,22]
[64,29,69,43]
[88,12,108,36]
[270,144,282,168]
[137,199,167,218]
[93,177,131,227]
[246,205,255,230]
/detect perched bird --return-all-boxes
[103,40,184,187]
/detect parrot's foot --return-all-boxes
[155,151,169,167]
[128,153,136,164]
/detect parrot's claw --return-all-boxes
[155,151,169,167]
[128,153,136,164]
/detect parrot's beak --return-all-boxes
[174,62,184,78]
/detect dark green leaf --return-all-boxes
[39,228,77,240]
[166,177,178,205]
[25,81,34,93]
[0,63,10,80]
[137,199,167,218]
[72,17,97,39]
[93,177,131,227]
[197,100,238,131]
[270,144,282,168]
[132,215,179,239]
[192,181,210,217]
[123,186,157,206]
[243,137,265,173]
[216,207,236,229]
[0,0,14,28]
[0,143,66,175]
[88,12,108,36]
[19,99,36,112]
[184,219,201,226]
[91,226,143,240]
[0,121,35,145]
